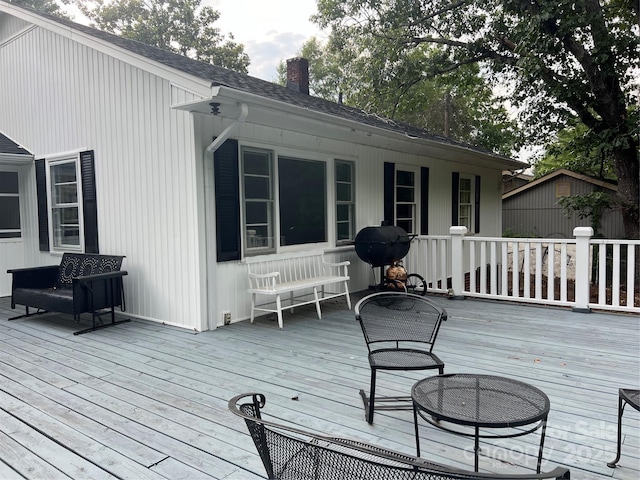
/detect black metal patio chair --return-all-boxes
[228,392,571,480]
[354,291,447,424]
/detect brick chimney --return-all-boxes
[286,57,309,95]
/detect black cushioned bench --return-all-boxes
[7,253,129,335]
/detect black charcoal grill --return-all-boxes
[355,225,412,267]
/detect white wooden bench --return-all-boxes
[246,251,351,328]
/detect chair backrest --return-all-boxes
[354,292,447,352]
[228,393,570,480]
[55,253,124,289]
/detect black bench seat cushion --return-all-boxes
[12,287,75,315]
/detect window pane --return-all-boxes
[54,183,78,204]
[396,170,414,186]
[459,191,471,204]
[245,202,268,224]
[396,204,413,219]
[337,222,351,241]
[52,206,80,247]
[243,152,270,175]
[460,177,471,191]
[336,204,350,222]
[0,172,18,193]
[396,186,414,203]
[336,162,352,182]
[397,219,412,233]
[244,176,270,199]
[0,197,20,229]
[336,183,351,202]
[279,157,326,245]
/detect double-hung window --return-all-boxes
[458,176,473,231]
[335,160,355,243]
[48,156,83,251]
[395,167,417,234]
[242,148,275,253]
[0,171,21,239]
[36,150,98,253]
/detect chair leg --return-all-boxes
[367,369,377,424]
[313,287,321,319]
[250,294,256,323]
[276,295,284,329]
[344,281,351,309]
[607,395,626,468]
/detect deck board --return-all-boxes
[0,294,638,479]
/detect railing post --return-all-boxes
[450,226,467,299]
[573,227,593,313]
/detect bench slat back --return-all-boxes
[247,252,329,288]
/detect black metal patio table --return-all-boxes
[412,374,550,473]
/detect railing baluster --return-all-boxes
[627,245,636,307]
[535,243,542,300]
[612,244,621,307]
[547,243,554,301]
[501,241,508,296]
[469,240,476,293]
[523,243,531,299]
[490,241,497,295]
[560,244,567,302]
[480,241,487,294]
[598,244,607,305]
[513,242,519,298]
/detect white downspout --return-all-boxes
[204,102,248,331]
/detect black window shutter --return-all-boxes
[35,158,49,251]
[80,150,99,253]
[214,139,241,262]
[475,175,481,234]
[383,162,395,226]
[420,167,429,235]
[451,171,459,226]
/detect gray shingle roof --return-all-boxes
[22,6,506,158]
[0,132,32,155]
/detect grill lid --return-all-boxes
[354,226,411,267]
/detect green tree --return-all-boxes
[9,0,68,16]
[278,37,520,156]
[534,122,619,180]
[314,0,640,239]
[75,0,250,73]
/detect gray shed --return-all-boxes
[502,169,624,238]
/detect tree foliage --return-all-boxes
[9,0,68,16]
[533,122,619,180]
[313,0,640,238]
[75,0,250,73]
[277,36,520,156]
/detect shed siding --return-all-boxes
[0,25,207,329]
[502,174,624,238]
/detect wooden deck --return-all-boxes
[0,293,638,480]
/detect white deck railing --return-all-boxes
[405,227,639,314]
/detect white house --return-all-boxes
[0,2,525,331]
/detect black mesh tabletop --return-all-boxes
[412,374,550,428]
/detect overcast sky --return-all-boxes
[209,0,325,81]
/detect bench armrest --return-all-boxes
[8,265,60,289]
[248,271,280,290]
[72,270,128,286]
[322,259,350,276]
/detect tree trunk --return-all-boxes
[613,143,640,239]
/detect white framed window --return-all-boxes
[458,175,473,231]
[47,155,84,252]
[395,167,417,234]
[242,147,275,254]
[335,160,355,243]
[0,171,21,239]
